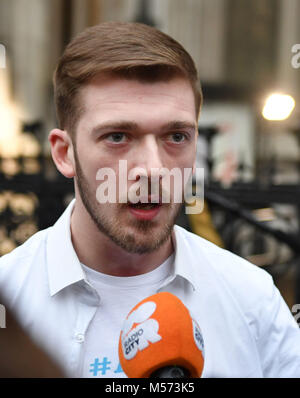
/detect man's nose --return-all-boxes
[133,135,164,178]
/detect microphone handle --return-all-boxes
[150,365,191,378]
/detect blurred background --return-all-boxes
[0,0,300,311]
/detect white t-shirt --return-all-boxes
[81,253,175,378]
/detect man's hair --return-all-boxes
[53,21,202,135]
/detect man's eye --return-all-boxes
[169,132,187,143]
[106,133,126,143]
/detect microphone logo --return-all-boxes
[192,319,205,355]
[121,301,162,360]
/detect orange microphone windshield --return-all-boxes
[118,292,204,378]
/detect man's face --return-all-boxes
[72,73,198,254]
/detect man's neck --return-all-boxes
[70,201,174,277]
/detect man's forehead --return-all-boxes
[78,73,196,119]
[80,72,194,100]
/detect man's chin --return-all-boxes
[113,234,171,255]
[108,220,174,254]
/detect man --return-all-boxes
[0,22,300,378]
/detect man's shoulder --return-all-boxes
[0,228,51,286]
[176,226,277,329]
[175,225,273,296]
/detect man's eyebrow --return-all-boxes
[90,120,197,135]
[162,121,197,131]
[90,121,139,135]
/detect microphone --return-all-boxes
[118,292,204,378]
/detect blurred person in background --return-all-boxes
[0,295,64,377]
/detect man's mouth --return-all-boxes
[128,202,161,210]
[127,195,163,210]
[127,199,163,220]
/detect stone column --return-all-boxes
[152,0,227,84]
[0,0,66,142]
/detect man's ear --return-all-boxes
[48,129,75,178]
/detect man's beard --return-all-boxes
[73,148,182,254]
